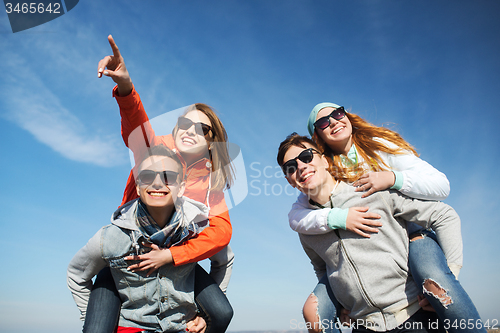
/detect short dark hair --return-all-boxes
[137,144,184,179]
[277,132,319,167]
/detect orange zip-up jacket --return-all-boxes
[114,86,232,266]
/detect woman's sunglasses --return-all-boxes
[313,107,346,131]
[177,117,212,137]
[137,170,179,186]
[282,148,321,175]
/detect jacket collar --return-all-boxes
[111,197,210,234]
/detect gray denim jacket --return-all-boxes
[67,197,209,332]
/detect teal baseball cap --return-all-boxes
[307,102,342,136]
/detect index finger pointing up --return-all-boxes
[107,34,122,59]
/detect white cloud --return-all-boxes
[0,38,127,168]
[3,83,127,167]
[13,104,125,167]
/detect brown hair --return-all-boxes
[277,133,317,168]
[136,144,184,182]
[173,103,234,191]
[312,112,418,180]
[277,132,351,182]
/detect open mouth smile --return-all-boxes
[332,126,344,135]
[299,171,315,183]
[147,191,169,197]
[181,136,197,146]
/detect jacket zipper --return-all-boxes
[335,229,387,327]
[131,231,141,255]
[334,230,377,307]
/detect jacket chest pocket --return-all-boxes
[107,243,137,269]
[106,231,154,283]
[109,255,153,286]
[106,230,150,270]
[109,257,128,269]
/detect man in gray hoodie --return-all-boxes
[277,133,465,333]
[67,145,209,332]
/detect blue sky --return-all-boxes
[1,1,499,332]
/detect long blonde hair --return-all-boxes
[312,112,418,182]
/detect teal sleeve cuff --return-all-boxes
[390,170,403,190]
[327,208,348,230]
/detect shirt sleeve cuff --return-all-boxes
[327,208,348,230]
[112,84,135,99]
[390,170,403,190]
[448,263,462,279]
[168,246,184,266]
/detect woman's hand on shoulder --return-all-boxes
[353,171,395,198]
[346,207,382,238]
[97,35,133,96]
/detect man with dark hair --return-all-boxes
[68,145,209,332]
[277,133,466,333]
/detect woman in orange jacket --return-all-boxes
[82,35,235,333]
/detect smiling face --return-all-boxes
[283,143,333,200]
[174,110,212,164]
[135,155,185,211]
[315,107,353,155]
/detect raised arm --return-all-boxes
[112,85,232,269]
[97,35,158,166]
[97,35,133,96]
[114,85,157,150]
[98,36,233,284]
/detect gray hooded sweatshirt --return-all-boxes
[299,182,462,331]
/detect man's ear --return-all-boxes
[136,182,141,197]
[177,181,186,198]
[320,154,330,169]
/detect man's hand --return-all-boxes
[353,171,395,198]
[339,308,353,327]
[124,242,173,277]
[345,207,382,238]
[97,35,133,96]
[186,315,206,333]
[418,294,436,312]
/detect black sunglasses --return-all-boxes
[313,106,346,130]
[177,117,212,137]
[282,148,321,175]
[137,170,179,186]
